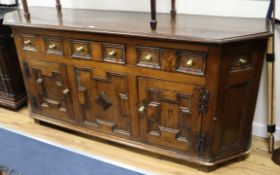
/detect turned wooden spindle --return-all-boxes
[270,0,280,165]
[22,0,30,20]
[171,0,176,18]
[267,0,276,154]
[56,0,62,13]
[150,0,157,30]
[150,0,177,30]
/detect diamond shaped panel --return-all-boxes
[95,92,112,110]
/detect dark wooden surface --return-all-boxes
[5,7,271,171]
[0,19,26,110]
[3,7,271,44]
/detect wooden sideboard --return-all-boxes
[4,7,272,171]
[0,9,26,110]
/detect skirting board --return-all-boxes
[253,122,280,141]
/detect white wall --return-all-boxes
[24,0,280,140]
[26,0,270,18]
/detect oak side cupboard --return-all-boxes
[4,6,272,171]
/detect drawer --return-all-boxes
[230,55,252,73]
[44,37,63,55]
[102,43,125,64]
[137,46,160,69]
[70,40,91,59]
[136,46,207,75]
[175,51,207,75]
[21,35,37,52]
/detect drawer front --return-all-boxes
[102,43,126,64]
[45,37,63,55]
[176,51,207,75]
[136,45,207,75]
[137,46,160,69]
[70,40,91,59]
[138,77,203,152]
[21,35,37,52]
[230,55,251,72]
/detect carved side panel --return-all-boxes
[75,67,131,137]
[220,82,251,150]
[209,40,266,160]
[210,78,253,159]
[30,59,75,122]
[138,77,202,152]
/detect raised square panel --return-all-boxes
[95,91,112,110]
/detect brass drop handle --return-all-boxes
[138,105,146,113]
[145,54,153,61]
[76,46,85,53]
[108,50,116,57]
[238,58,248,65]
[63,88,70,96]
[186,59,194,67]
[49,44,57,49]
[24,40,32,45]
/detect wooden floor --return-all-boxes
[0,107,279,175]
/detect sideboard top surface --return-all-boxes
[3,7,272,44]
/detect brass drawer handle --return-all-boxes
[138,105,145,113]
[63,88,70,95]
[108,50,116,57]
[76,46,85,53]
[24,40,32,45]
[186,59,194,67]
[145,54,153,61]
[238,58,248,66]
[48,44,57,49]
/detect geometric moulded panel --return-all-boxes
[75,67,131,137]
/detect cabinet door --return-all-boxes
[138,77,203,153]
[29,59,75,122]
[75,67,131,138]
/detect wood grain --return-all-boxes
[5,8,272,171]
